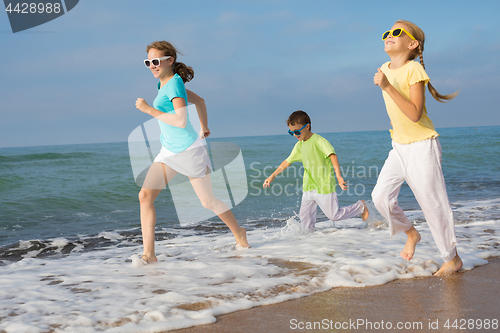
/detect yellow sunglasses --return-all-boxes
[382,28,416,41]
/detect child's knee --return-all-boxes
[372,189,400,214]
[199,197,218,211]
[371,188,380,205]
[138,189,153,204]
[372,188,388,211]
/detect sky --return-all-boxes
[1,0,499,148]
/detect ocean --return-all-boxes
[1,126,499,332]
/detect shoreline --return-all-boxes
[174,257,500,333]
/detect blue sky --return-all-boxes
[1,0,499,148]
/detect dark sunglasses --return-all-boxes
[144,56,171,68]
[382,28,416,41]
[288,123,309,136]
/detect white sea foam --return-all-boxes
[49,237,69,248]
[0,198,499,332]
[75,213,92,217]
[97,231,124,241]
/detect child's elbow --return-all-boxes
[409,109,423,122]
[190,94,205,107]
[177,113,188,128]
[412,114,423,122]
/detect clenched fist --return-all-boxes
[136,98,151,114]
[374,68,390,90]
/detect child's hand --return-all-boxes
[200,125,211,139]
[337,176,347,191]
[374,68,390,90]
[263,176,274,188]
[136,98,151,113]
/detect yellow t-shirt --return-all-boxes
[380,60,438,144]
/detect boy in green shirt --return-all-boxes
[263,111,369,229]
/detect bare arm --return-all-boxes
[374,68,425,122]
[263,160,291,188]
[135,97,187,128]
[186,89,210,139]
[329,154,347,190]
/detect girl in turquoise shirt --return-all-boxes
[135,41,249,264]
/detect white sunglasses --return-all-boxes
[144,56,171,68]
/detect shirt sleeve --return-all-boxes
[317,136,335,158]
[166,76,187,105]
[286,142,302,163]
[408,62,430,87]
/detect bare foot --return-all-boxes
[400,226,421,261]
[235,227,250,248]
[141,254,158,264]
[361,200,369,221]
[434,254,463,276]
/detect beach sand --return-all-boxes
[174,257,500,333]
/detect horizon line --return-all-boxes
[0,124,498,150]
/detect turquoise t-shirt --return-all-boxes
[286,134,337,194]
[153,74,198,153]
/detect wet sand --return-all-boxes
[175,257,500,333]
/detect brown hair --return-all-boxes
[287,110,311,129]
[396,20,459,103]
[146,41,194,83]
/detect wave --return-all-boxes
[0,225,211,264]
[0,230,141,264]
[0,152,95,163]
[0,209,498,332]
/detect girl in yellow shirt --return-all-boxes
[372,20,462,276]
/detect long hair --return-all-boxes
[397,20,459,103]
[146,41,194,83]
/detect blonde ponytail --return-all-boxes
[418,46,459,103]
[397,20,459,103]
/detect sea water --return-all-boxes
[0,126,499,332]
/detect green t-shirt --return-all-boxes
[286,133,336,194]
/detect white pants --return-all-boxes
[300,190,364,229]
[371,137,458,262]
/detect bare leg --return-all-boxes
[434,253,463,276]
[361,200,369,221]
[216,210,249,248]
[400,225,421,261]
[139,188,161,263]
[189,174,249,248]
[139,162,177,263]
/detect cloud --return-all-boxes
[2,1,499,148]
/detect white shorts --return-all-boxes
[154,137,213,178]
[300,190,364,229]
